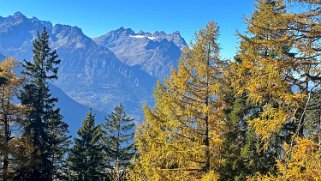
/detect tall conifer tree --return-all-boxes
[68,110,106,181]
[18,28,70,180]
[219,56,278,180]
[230,0,321,179]
[103,104,135,181]
[129,22,226,180]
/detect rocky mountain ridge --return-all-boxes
[94,27,186,79]
[0,12,186,131]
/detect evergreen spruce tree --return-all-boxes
[218,55,279,180]
[47,113,71,180]
[103,104,135,181]
[68,110,106,181]
[18,28,70,181]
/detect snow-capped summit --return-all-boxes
[94,27,186,79]
[129,34,157,40]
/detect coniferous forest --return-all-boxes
[1,0,321,180]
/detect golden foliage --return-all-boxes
[0,57,26,179]
[128,22,226,180]
[249,138,321,180]
[201,171,219,181]
[231,0,305,142]
[130,0,321,180]
[235,0,321,180]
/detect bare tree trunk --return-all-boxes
[203,43,211,171]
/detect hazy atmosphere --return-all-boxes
[0,0,320,180]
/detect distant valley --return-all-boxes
[0,12,186,134]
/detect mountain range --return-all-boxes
[94,27,185,79]
[0,12,185,134]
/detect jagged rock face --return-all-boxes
[94,27,186,79]
[0,12,52,61]
[0,12,157,123]
[50,24,156,118]
[0,12,187,126]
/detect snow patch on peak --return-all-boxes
[129,35,156,40]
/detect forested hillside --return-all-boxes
[0,0,320,180]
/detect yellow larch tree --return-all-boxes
[128,22,226,180]
[249,137,321,180]
[285,0,321,140]
[0,57,25,181]
[232,0,303,144]
[231,0,321,179]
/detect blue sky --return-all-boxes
[0,0,255,59]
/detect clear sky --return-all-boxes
[0,0,255,59]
